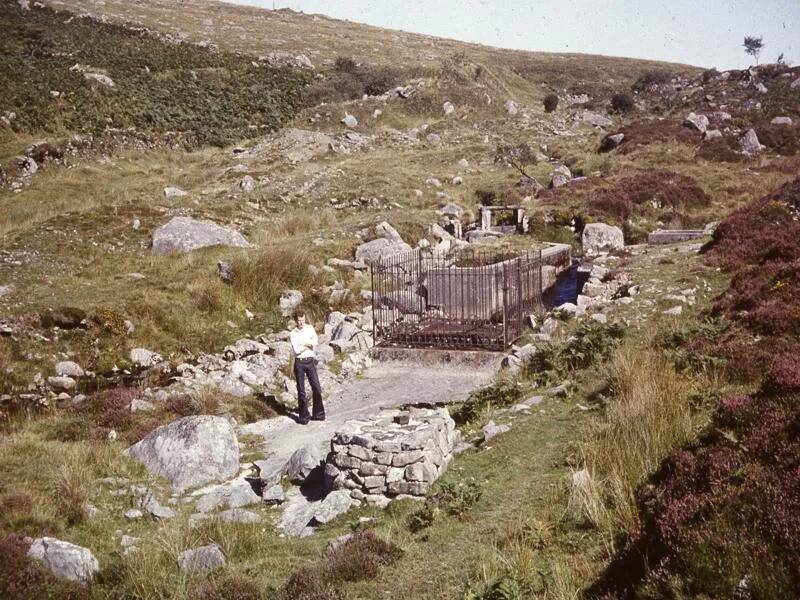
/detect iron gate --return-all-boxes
[370,248,544,350]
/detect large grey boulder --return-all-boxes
[150,217,250,254]
[27,537,99,585]
[582,223,624,255]
[355,222,411,265]
[178,544,225,574]
[127,416,239,492]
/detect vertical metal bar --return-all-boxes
[371,260,377,347]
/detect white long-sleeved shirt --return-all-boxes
[289,324,318,359]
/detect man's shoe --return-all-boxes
[311,415,326,421]
[297,418,310,425]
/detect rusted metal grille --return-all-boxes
[370,248,544,350]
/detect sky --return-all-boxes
[226,0,799,70]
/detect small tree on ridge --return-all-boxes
[743,35,764,65]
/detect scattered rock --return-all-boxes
[195,480,261,513]
[770,116,793,126]
[55,361,84,378]
[684,112,709,133]
[150,217,250,254]
[83,72,115,87]
[240,175,255,193]
[163,186,187,198]
[217,260,234,284]
[130,398,155,413]
[739,128,765,155]
[27,537,99,585]
[505,100,519,115]
[130,348,162,368]
[483,420,511,441]
[220,508,262,523]
[47,376,76,392]
[127,415,239,492]
[285,444,324,483]
[580,111,612,127]
[342,113,358,128]
[313,490,360,524]
[442,101,455,115]
[279,290,303,316]
[177,544,225,574]
[262,484,286,505]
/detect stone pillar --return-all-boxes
[481,207,492,231]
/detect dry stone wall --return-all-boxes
[324,408,459,503]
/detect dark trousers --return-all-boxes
[293,358,324,421]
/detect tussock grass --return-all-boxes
[577,342,695,534]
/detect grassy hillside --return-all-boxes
[1,0,799,598]
[1,1,308,146]
[40,0,701,102]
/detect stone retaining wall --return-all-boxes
[324,408,459,503]
[647,229,707,245]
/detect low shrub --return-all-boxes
[526,322,625,384]
[701,68,720,83]
[1,3,307,147]
[304,63,401,104]
[755,122,800,155]
[589,391,800,598]
[696,136,746,163]
[610,93,635,113]
[540,170,711,229]
[453,373,522,424]
[631,69,671,91]
[543,93,559,113]
[191,572,262,600]
[281,532,402,599]
[611,118,702,153]
[433,479,483,519]
[333,56,357,73]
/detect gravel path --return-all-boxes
[242,360,498,484]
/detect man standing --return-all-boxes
[289,309,325,424]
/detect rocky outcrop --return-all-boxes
[150,217,250,254]
[27,537,99,585]
[127,415,239,492]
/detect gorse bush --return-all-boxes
[527,321,625,384]
[1,2,308,147]
[543,93,559,113]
